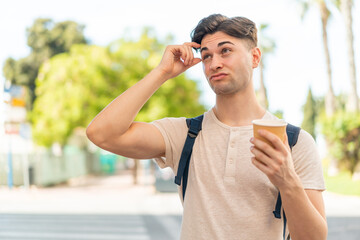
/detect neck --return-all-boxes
[213,89,266,127]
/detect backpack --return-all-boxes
[174,114,300,240]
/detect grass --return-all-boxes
[324,171,360,196]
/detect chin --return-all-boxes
[212,87,236,95]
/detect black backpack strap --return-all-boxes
[273,123,301,240]
[174,115,204,201]
[273,194,289,240]
[286,124,301,150]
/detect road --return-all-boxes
[1,214,360,240]
[327,217,360,240]
[1,173,359,240]
[0,213,182,240]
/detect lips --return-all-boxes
[210,73,228,81]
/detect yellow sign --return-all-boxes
[11,98,26,107]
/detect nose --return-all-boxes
[210,54,223,71]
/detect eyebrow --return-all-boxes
[200,41,235,53]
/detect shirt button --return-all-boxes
[229,158,233,164]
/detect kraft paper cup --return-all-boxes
[252,119,287,146]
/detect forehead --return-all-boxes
[200,31,241,49]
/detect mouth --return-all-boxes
[210,73,228,81]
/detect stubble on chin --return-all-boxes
[210,80,247,96]
[211,84,236,96]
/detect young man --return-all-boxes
[87,14,327,240]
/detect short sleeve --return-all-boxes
[151,117,188,171]
[292,130,326,191]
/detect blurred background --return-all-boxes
[0,0,360,239]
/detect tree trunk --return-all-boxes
[341,0,359,112]
[319,1,339,176]
[320,1,336,117]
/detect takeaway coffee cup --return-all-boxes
[252,119,288,146]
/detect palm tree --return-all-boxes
[333,0,359,112]
[298,0,338,176]
[258,23,276,109]
[299,0,336,116]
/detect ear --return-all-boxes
[251,47,261,68]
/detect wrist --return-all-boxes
[278,171,303,195]
[152,67,172,82]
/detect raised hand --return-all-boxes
[156,42,202,80]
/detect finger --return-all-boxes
[251,157,272,175]
[184,42,201,49]
[183,43,194,66]
[250,145,275,168]
[283,132,291,151]
[184,42,201,65]
[251,136,278,161]
[190,57,202,66]
[182,58,202,72]
[178,46,187,65]
[185,45,193,66]
[258,130,287,154]
[169,46,183,62]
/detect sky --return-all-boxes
[0,0,359,126]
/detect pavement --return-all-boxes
[0,171,183,215]
[0,171,360,239]
[324,190,360,217]
[0,171,183,240]
[0,213,182,240]
[1,171,359,216]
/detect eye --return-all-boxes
[221,48,231,54]
[202,54,211,60]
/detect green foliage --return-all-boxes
[301,87,317,139]
[3,18,87,109]
[324,171,360,196]
[320,111,360,175]
[31,30,206,147]
[272,110,284,119]
[31,45,109,146]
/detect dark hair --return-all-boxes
[191,14,257,49]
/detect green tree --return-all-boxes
[320,111,360,175]
[3,18,87,109]
[31,30,206,147]
[301,87,317,139]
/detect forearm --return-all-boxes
[280,177,327,240]
[86,68,167,142]
[86,42,201,148]
[250,128,327,239]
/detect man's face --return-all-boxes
[200,31,260,96]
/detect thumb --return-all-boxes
[188,58,202,68]
[283,132,291,151]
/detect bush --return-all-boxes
[320,111,360,175]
